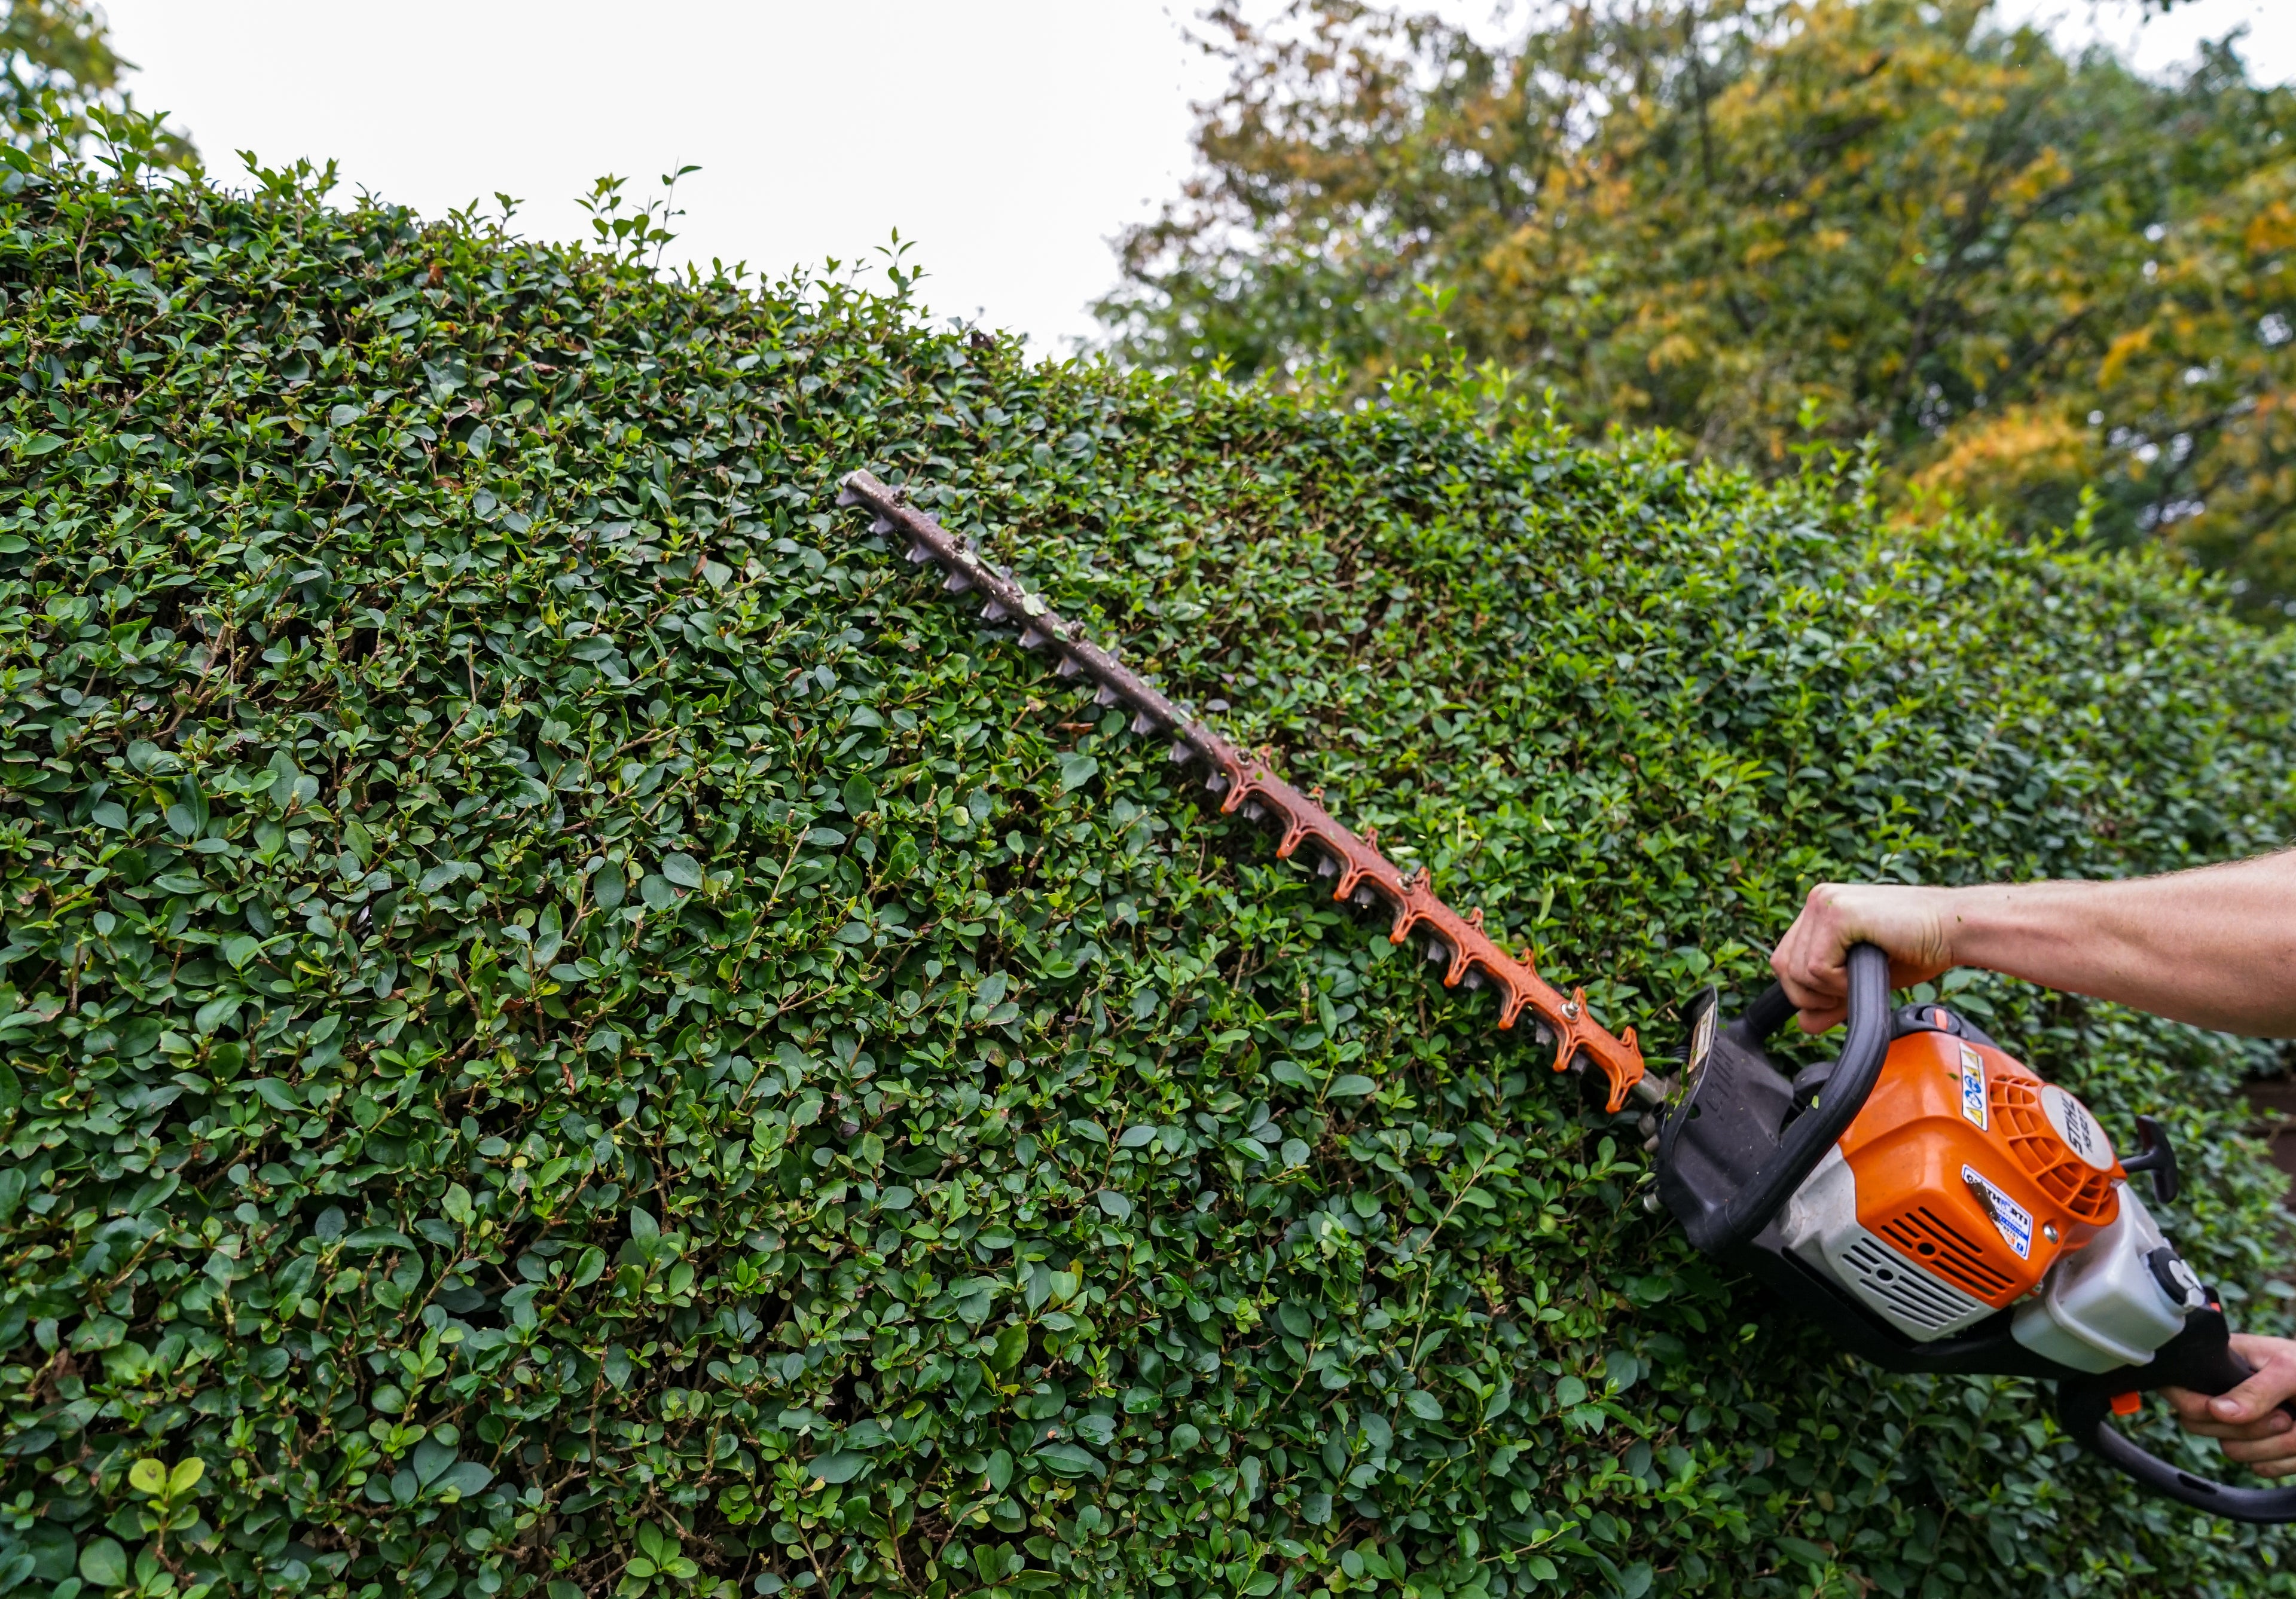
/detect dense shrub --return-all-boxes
[3,158,2296,1599]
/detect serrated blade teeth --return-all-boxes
[836,466,1651,1116]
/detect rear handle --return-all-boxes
[2058,1306,2296,1523]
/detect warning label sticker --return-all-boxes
[1689,1002,1716,1083]
[1962,1165,2032,1259]
[1958,1044,1987,1132]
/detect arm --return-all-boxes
[1768,851,2296,1037]
[1771,853,2296,1457]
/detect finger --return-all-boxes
[2210,1368,2296,1426]
[1782,962,1848,1032]
[1768,931,1796,987]
[1770,925,1818,995]
[2220,1430,2296,1467]
[2172,1414,2292,1442]
[1774,970,1836,1016]
[2161,1387,2220,1424]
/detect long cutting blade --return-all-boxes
[835,468,1647,1111]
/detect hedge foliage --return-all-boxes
[3,156,2296,1599]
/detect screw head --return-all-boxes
[2043,1223,2060,1244]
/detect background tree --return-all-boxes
[1098,0,2296,612]
[1,0,192,169]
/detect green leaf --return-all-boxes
[342,1227,417,1251]
[1775,1539,1831,1570]
[79,1538,128,1586]
[990,1323,1030,1374]
[660,851,703,888]
[1057,753,1098,791]
[127,1459,167,1496]
[1030,1442,1104,1479]
[809,1451,867,1484]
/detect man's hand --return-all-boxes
[1770,883,1959,1033]
[2163,1335,2296,1478]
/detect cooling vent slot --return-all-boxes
[1991,1079,2115,1221]
[1838,1236,1980,1333]
[1877,1206,2017,1302]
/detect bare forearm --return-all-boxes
[1771,851,2296,1036]
[1940,853,2296,1035]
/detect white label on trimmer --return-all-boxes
[1962,1165,2031,1259]
[1689,1002,1716,1082]
[1958,1044,1987,1131]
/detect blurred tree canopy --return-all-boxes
[1,0,191,169]
[1097,0,2296,613]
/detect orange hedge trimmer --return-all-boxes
[839,471,2296,1519]
[836,469,1652,1114]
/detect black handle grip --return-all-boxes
[2121,1114,2179,1204]
[1702,941,1892,1251]
[2059,1307,2296,1522]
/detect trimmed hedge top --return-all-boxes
[2,161,2296,1599]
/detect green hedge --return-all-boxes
[4,158,2296,1599]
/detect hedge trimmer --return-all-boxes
[839,467,2296,1520]
[1654,952,2296,1520]
[835,468,1653,1114]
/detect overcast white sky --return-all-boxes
[97,0,2296,354]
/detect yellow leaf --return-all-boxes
[2245,200,2296,256]
[2098,326,2154,388]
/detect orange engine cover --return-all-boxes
[1837,1021,2126,1309]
